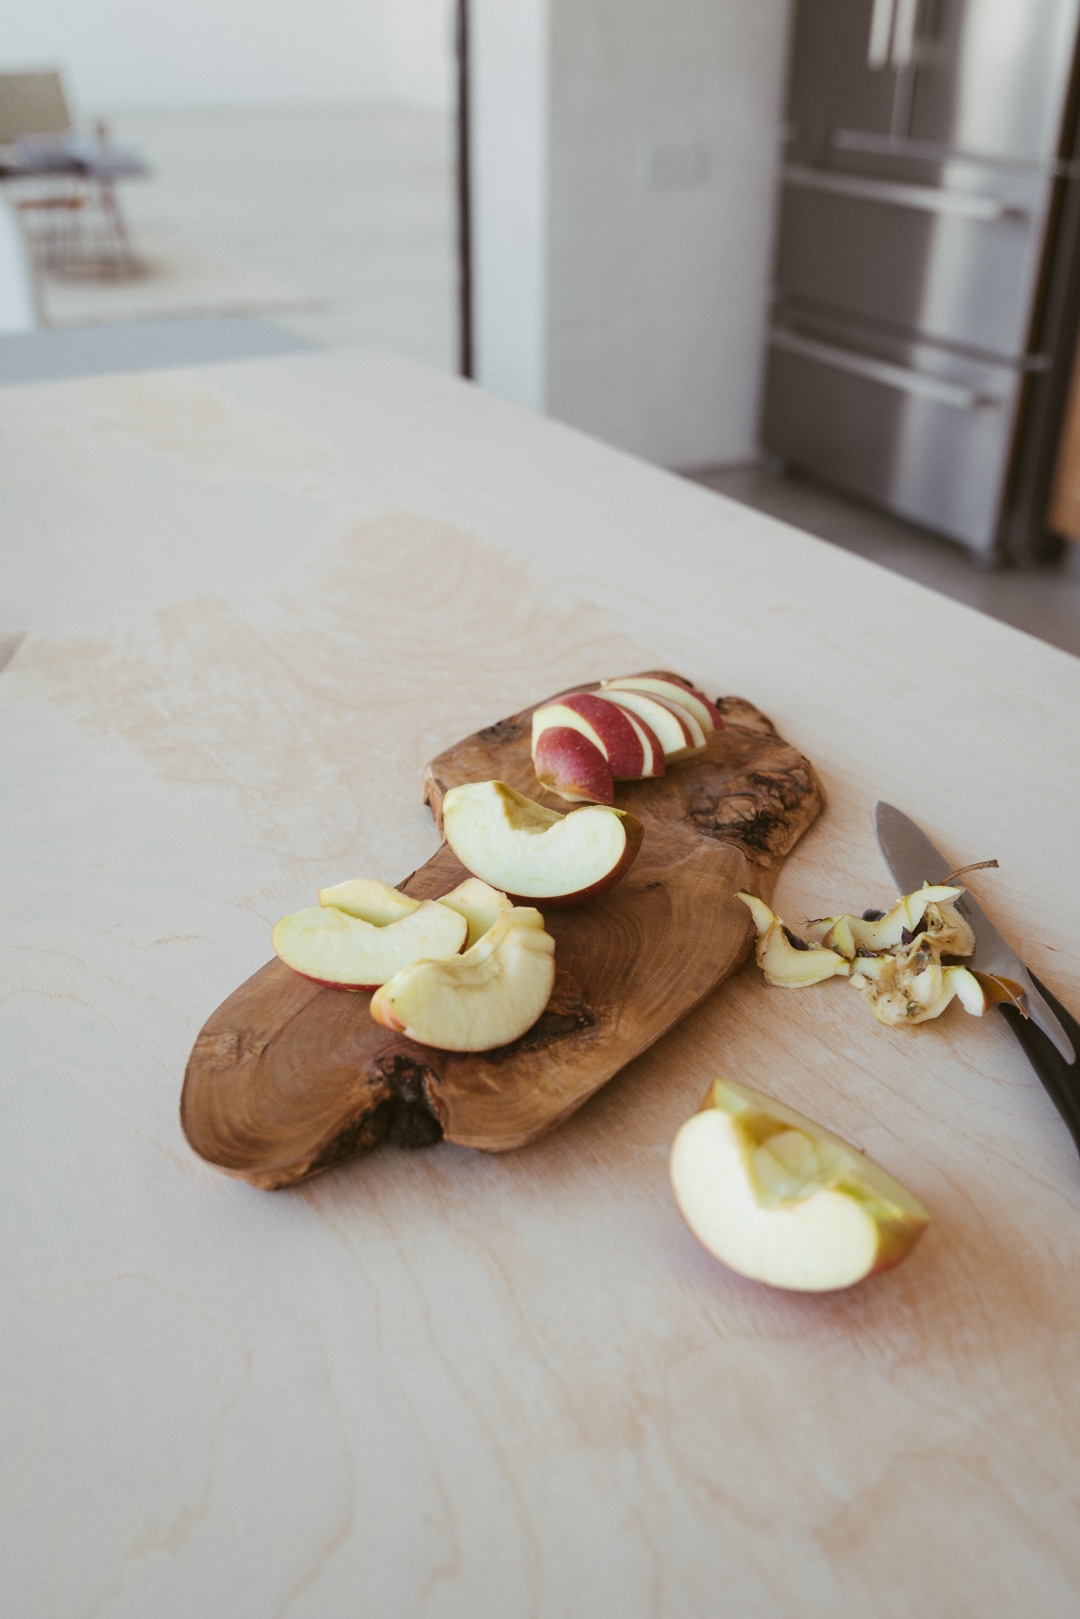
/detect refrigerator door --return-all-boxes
[763,311,1024,552]
[786,0,900,136]
[775,158,1052,356]
[907,0,1080,163]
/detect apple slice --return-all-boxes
[318,877,420,925]
[442,779,643,906]
[436,877,515,946]
[272,899,468,990]
[596,687,705,761]
[370,909,556,1051]
[600,674,723,736]
[533,725,615,805]
[531,692,664,779]
[670,1078,929,1292]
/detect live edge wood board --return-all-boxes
[181,677,824,1188]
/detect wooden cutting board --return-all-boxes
[181,678,824,1188]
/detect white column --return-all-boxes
[469,0,550,411]
[469,0,792,467]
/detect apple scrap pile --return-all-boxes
[272,673,719,1053]
[738,882,993,1025]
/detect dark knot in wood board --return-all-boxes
[481,968,597,1064]
[687,764,818,859]
[308,1053,444,1177]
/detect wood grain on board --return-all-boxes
[181,679,823,1188]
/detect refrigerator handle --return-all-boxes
[867,0,897,69]
[783,165,1027,223]
[769,329,1001,411]
[890,0,919,68]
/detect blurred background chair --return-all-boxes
[0,70,147,281]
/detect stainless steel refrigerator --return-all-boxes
[761,0,1080,563]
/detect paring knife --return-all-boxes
[874,801,1080,1154]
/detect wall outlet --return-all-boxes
[636,137,710,191]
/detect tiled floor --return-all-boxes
[692,463,1080,659]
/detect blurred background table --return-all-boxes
[2,348,1079,1618]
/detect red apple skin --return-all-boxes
[590,692,678,768]
[504,812,645,909]
[533,726,615,804]
[647,673,724,731]
[604,673,724,733]
[600,697,666,774]
[555,692,663,778]
[285,970,386,993]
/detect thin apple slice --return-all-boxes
[318,877,420,925]
[370,910,556,1051]
[442,779,644,906]
[596,687,706,761]
[600,674,723,735]
[272,899,468,990]
[670,1078,929,1292]
[531,692,664,779]
[436,877,515,947]
[533,725,614,804]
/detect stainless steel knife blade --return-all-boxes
[873,801,1076,1065]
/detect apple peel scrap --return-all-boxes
[670,1078,929,1291]
[737,885,988,1027]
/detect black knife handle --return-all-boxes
[998,972,1080,1156]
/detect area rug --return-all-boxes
[38,221,320,327]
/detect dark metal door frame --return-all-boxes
[456,0,473,379]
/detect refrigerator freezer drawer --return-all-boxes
[762,324,1023,552]
[775,174,1051,357]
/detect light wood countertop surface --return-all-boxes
[3,349,1079,1618]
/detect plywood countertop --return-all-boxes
[3,349,1080,1618]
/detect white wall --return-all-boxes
[470,0,549,411]
[472,0,793,468]
[3,0,454,112]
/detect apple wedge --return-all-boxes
[670,1078,929,1292]
[318,877,420,925]
[370,909,556,1051]
[600,674,723,736]
[272,899,468,990]
[436,877,514,947]
[533,725,615,805]
[442,779,644,906]
[531,692,664,779]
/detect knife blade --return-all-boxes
[874,801,1080,1153]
